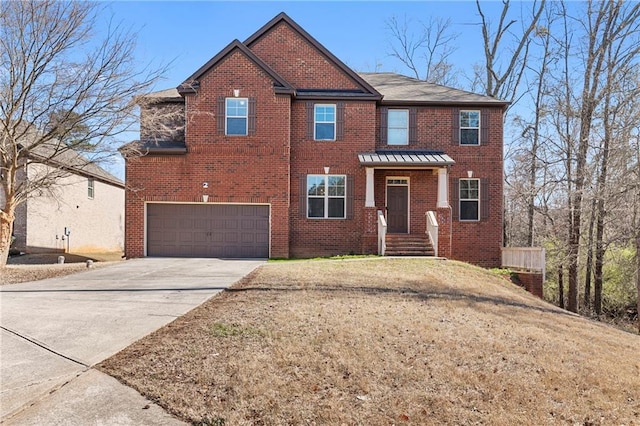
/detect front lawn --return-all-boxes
[99,258,640,425]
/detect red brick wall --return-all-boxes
[513,271,544,299]
[289,100,377,258]
[247,22,360,90]
[372,106,504,267]
[126,21,504,267]
[447,109,503,268]
[124,49,291,258]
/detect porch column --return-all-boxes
[365,167,375,207]
[437,167,449,208]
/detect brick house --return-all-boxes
[122,12,508,267]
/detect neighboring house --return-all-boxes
[122,13,508,267]
[7,149,125,254]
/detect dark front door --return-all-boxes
[387,185,409,233]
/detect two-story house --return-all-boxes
[6,146,125,254]
[121,12,508,267]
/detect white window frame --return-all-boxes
[225,97,248,136]
[314,104,336,141]
[460,110,480,146]
[88,178,94,200]
[459,178,480,221]
[307,174,346,219]
[387,109,409,145]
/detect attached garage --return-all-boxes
[146,203,269,258]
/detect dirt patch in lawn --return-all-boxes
[99,258,640,425]
[2,252,123,285]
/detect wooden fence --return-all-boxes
[501,247,546,278]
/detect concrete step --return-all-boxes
[384,234,435,256]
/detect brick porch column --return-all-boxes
[362,206,378,254]
[437,208,452,258]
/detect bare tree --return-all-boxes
[475,0,546,105]
[563,0,640,313]
[634,133,640,332]
[510,7,557,248]
[386,15,460,85]
[0,0,164,265]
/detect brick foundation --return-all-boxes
[512,271,544,298]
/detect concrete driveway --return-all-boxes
[0,257,264,424]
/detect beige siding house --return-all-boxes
[11,161,124,254]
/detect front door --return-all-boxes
[386,179,409,233]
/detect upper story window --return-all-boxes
[87,178,94,199]
[387,109,409,145]
[459,178,479,221]
[314,104,336,141]
[307,174,346,219]
[226,98,248,135]
[460,110,480,145]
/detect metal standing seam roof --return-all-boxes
[358,151,455,166]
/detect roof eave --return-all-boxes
[296,93,382,101]
[361,161,455,168]
[379,99,510,107]
[275,87,296,95]
[144,148,187,155]
[26,152,125,188]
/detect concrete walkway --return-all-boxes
[1,257,264,424]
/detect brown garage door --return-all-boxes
[147,204,269,258]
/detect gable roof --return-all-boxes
[244,12,381,100]
[359,73,509,106]
[28,142,124,188]
[177,39,294,95]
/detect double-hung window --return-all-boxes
[460,110,480,145]
[387,109,409,145]
[226,98,248,135]
[459,178,480,221]
[87,178,94,199]
[307,174,346,218]
[314,104,336,140]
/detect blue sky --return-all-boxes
[102,1,514,90]
[98,1,526,177]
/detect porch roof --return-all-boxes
[358,150,455,167]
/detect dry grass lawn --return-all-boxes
[98,258,640,425]
[2,252,123,284]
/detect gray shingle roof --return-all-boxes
[144,73,508,107]
[358,72,509,105]
[28,142,124,188]
[142,88,182,101]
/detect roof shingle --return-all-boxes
[358,72,509,106]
